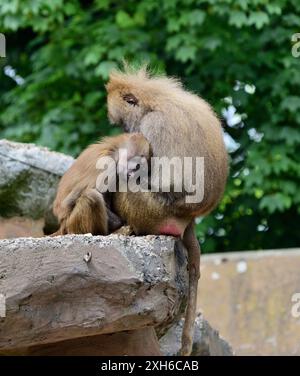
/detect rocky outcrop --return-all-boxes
[0,139,73,232]
[0,234,188,351]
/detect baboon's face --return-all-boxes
[107,86,148,133]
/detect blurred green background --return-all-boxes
[0,0,299,253]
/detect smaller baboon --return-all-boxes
[52,133,151,236]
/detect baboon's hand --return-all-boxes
[113,225,134,236]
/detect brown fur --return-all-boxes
[107,67,228,219]
[53,133,151,235]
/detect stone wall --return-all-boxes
[198,249,300,355]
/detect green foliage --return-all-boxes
[0,0,300,252]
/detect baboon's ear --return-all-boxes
[129,134,138,142]
[126,134,141,158]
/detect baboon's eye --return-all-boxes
[123,93,139,106]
